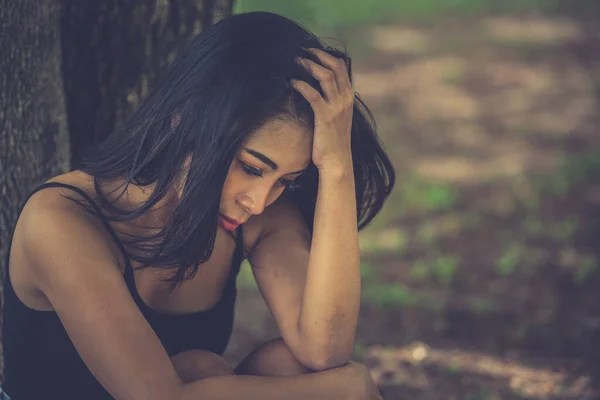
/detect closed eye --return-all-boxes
[240,161,262,177]
[240,160,301,192]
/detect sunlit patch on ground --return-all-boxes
[370,26,432,55]
[354,20,598,184]
[366,342,595,399]
[483,16,582,45]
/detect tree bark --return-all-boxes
[0,0,233,380]
[0,0,70,289]
[0,0,69,379]
[61,0,233,166]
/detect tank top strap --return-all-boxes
[28,182,244,284]
[28,182,133,275]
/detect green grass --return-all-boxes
[441,63,467,85]
[495,243,523,277]
[416,222,439,247]
[359,228,410,254]
[433,256,459,285]
[560,150,600,184]
[551,216,578,241]
[360,262,380,282]
[362,282,417,308]
[402,178,460,214]
[235,0,560,33]
[354,176,459,231]
[537,150,600,197]
[410,261,431,281]
[446,361,462,375]
[351,341,368,359]
[522,215,544,237]
[408,255,460,287]
[237,260,258,290]
[470,298,496,315]
[575,255,598,284]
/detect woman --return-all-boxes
[2,11,394,399]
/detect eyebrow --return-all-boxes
[243,148,306,175]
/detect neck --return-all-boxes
[98,177,181,233]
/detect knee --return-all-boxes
[171,349,235,383]
[235,337,314,377]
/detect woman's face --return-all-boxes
[218,118,312,231]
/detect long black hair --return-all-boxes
[74,11,395,285]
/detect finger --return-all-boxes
[297,57,339,102]
[306,48,352,95]
[290,79,327,112]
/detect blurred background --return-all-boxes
[224,1,600,399]
[2,0,600,399]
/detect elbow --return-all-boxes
[303,347,352,372]
[296,321,355,371]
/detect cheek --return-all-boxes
[221,167,240,201]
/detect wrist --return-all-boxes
[316,157,353,179]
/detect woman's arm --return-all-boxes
[248,166,359,371]
[300,163,360,366]
[294,48,361,366]
[16,190,366,400]
[247,49,360,370]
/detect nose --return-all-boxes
[237,186,271,216]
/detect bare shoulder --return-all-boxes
[10,184,122,309]
[18,184,122,272]
[8,182,186,399]
[243,194,309,252]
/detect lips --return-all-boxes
[218,213,242,232]
[219,214,241,225]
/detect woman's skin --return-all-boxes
[171,338,312,381]
[7,49,381,399]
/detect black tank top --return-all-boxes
[2,182,245,399]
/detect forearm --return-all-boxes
[179,364,356,400]
[298,159,361,367]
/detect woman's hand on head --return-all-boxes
[292,48,354,173]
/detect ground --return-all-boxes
[223,13,600,400]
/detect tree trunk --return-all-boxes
[0,0,233,380]
[0,0,70,290]
[61,0,233,166]
[0,0,69,379]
